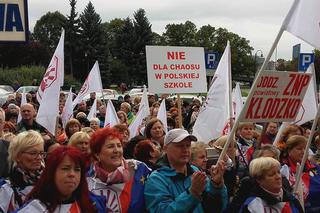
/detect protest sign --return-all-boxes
[242,71,311,122]
[146,46,207,93]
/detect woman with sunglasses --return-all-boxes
[0,130,45,212]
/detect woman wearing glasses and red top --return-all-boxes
[0,130,45,212]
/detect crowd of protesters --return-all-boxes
[0,89,320,213]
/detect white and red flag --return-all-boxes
[37,30,64,103]
[36,29,65,135]
[73,61,103,107]
[192,41,232,143]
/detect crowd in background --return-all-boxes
[0,89,320,213]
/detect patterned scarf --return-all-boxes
[94,158,130,184]
[10,165,42,187]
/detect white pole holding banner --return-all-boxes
[227,41,233,129]
[217,29,285,162]
[293,106,320,193]
[217,0,299,162]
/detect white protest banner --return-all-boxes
[146,46,207,93]
[87,98,97,121]
[61,88,73,128]
[282,0,320,50]
[192,41,231,142]
[37,29,64,103]
[157,99,168,133]
[232,82,243,121]
[73,61,103,106]
[104,99,119,127]
[242,71,311,122]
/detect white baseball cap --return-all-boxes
[164,128,197,145]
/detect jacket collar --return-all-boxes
[156,154,195,177]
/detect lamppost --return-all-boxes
[254,50,264,73]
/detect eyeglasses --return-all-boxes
[23,151,47,159]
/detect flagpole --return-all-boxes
[55,116,59,139]
[293,106,320,192]
[177,94,183,128]
[217,26,285,162]
[227,41,233,129]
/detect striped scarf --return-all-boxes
[94,158,130,184]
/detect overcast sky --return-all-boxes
[28,0,314,60]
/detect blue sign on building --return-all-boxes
[298,53,314,72]
[205,52,220,70]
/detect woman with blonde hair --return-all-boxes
[0,130,45,212]
[68,131,91,154]
[89,117,100,131]
[117,110,128,126]
[238,157,303,213]
[190,142,209,171]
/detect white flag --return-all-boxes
[104,99,120,127]
[17,88,27,123]
[157,99,168,133]
[192,41,232,143]
[87,98,97,121]
[232,82,243,121]
[129,104,147,140]
[73,61,103,106]
[139,85,150,117]
[61,88,74,128]
[36,30,65,135]
[294,64,318,125]
[37,30,64,103]
[282,0,320,50]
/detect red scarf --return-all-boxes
[287,158,311,200]
[94,158,130,184]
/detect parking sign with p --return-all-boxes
[299,53,314,72]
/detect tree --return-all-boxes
[196,25,216,50]
[78,1,110,85]
[33,11,67,53]
[102,18,126,58]
[0,41,50,68]
[65,0,81,76]
[132,9,153,84]
[163,21,198,46]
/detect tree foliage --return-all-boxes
[33,11,67,53]
[78,1,110,85]
[11,2,318,87]
[65,0,81,76]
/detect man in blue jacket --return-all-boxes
[145,128,228,213]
